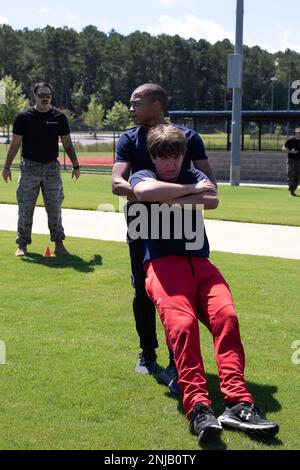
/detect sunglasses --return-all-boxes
[36,93,52,99]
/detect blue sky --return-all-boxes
[1,0,299,53]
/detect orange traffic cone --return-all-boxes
[44,246,52,257]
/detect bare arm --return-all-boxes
[282,144,289,152]
[193,159,218,188]
[2,134,22,183]
[112,161,138,202]
[133,178,218,210]
[133,179,197,203]
[60,134,80,180]
[166,191,219,210]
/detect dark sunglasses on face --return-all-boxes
[36,93,52,99]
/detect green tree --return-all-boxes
[0,75,28,139]
[243,46,277,110]
[33,26,80,109]
[82,95,104,137]
[105,101,132,130]
[0,25,24,79]
[59,108,76,128]
[104,30,129,105]
[78,26,107,101]
[4,24,300,117]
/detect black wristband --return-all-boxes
[73,165,80,170]
[4,167,10,170]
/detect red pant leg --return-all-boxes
[193,258,253,405]
[145,256,212,418]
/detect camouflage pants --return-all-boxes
[287,158,300,193]
[16,159,65,246]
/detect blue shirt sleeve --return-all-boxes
[130,170,157,189]
[178,168,208,185]
[115,132,133,163]
[189,132,208,161]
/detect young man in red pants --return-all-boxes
[130,124,279,443]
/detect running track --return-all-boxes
[58,156,114,166]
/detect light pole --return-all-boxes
[270,76,277,137]
[286,50,292,137]
[229,0,244,186]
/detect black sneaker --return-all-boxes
[134,350,157,375]
[190,403,223,442]
[218,402,279,437]
[158,361,181,395]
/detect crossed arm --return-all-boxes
[112,159,218,207]
[133,178,218,210]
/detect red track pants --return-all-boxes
[145,255,253,418]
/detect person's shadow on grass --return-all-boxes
[21,252,102,273]
[154,367,282,450]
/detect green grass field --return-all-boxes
[0,231,299,450]
[0,171,299,226]
[201,133,285,152]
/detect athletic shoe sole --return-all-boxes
[218,416,279,437]
[198,424,223,442]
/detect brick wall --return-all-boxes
[207,152,287,183]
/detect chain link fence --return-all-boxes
[0,126,288,175]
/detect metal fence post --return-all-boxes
[113,132,116,161]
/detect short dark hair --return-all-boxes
[133,83,168,111]
[147,124,187,159]
[33,82,53,94]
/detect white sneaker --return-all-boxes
[15,246,27,257]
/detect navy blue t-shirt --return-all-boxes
[116,125,208,174]
[130,168,210,263]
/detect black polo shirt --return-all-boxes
[13,107,70,163]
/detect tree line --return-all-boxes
[1,24,300,124]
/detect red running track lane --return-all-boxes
[58,156,114,166]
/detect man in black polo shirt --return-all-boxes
[2,81,80,256]
[282,127,300,197]
[112,83,216,391]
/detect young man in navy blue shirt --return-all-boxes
[112,83,217,390]
[130,124,279,443]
